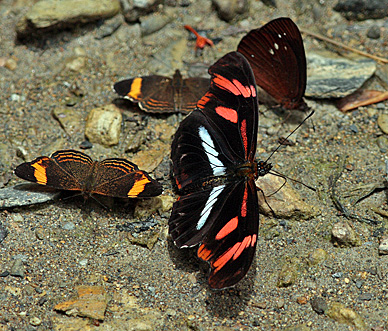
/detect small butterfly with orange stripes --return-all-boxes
[14,150,162,199]
[113,70,209,114]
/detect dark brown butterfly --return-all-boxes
[114,70,210,113]
[237,17,308,110]
[14,150,162,198]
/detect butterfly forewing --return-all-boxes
[169,51,263,289]
[237,17,307,110]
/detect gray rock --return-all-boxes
[122,0,163,23]
[85,104,122,147]
[0,222,8,243]
[334,0,388,21]
[17,0,121,37]
[52,107,84,136]
[310,296,328,314]
[0,184,60,209]
[331,221,362,247]
[140,10,175,36]
[10,258,25,278]
[378,236,388,255]
[377,113,388,135]
[212,0,249,22]
[306,51,376,99]
[366,25,381,39]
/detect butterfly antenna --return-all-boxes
[269,169,316,192]
[264,110,314,164]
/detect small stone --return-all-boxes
[85,104,122,147]
[29,317,42,326]
[378,236,388,255]
[367,25,381,39]
[334,0,388,21]
[310,296,328,314]
[122,0,163,23]
[5,58,17,71]
[331,221,362,247]
[276,299,285,309]
[0,271,10,277]
[35,228,46,240]
[212,0,249,22]
[0,222,9,243]
[79,259,88,266]
[140,11,175,36]
[332,272,343,279]
[10,259,25,278]
[277,259,299,287]
[378,113,388,134]
[307,248,328,266]
[62,222,75,230]
[357,293,372,301]
[326,302,366,329]
[64,56,86,72]
[296,296,308,305]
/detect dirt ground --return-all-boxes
[1,0,388,330]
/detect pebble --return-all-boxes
[10,258,25,278]
[357,293,372,301]
[122,0,163,23]
[85,104,122,147]
[0,222,8,243]
[376,135,388,153]
[140,10,175,36]
[377,113,388,134]
[310,296,328,314]
[331,221,362,247]
[16,0,121,37]
[326,302,366,329]
[212,0,249,22]
[277,260,299,288]
[62,222,75,230]
[307,248,328,266]
[79,259,88,266]
[378,236,388,255]
[366,25,381,39]
[0,185,60,208]
[29,317,42,326]
[0,271,10,277]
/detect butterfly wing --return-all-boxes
[237,17,307,110]
[92,158,162,198]
[178,76,210,113]
[170,51,260,288]
[114,75,175,113]
[14,149,93,191]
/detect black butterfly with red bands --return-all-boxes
[169,51,272,289]
[237,17,308,110]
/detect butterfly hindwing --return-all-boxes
[237,17,307,110]
[93,158,162,198]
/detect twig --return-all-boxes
[300,28,388,64]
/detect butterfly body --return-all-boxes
[169,51,272,289]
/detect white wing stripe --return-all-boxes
[197,185,225,230]
[198,126,226,176]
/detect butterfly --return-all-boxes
[113,70,210,113]
[237,17,308,110]
[14,150,162,199]
[169,51,272,289]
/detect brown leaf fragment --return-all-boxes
[337,90,388,112]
